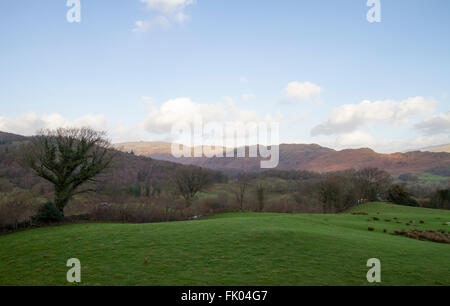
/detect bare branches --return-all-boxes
[355,167,392,201]
[174,166,213,204]
[24,127,114,212]
[234,173,251,211]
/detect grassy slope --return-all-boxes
[0,203,449,286]
[416,173,449,184]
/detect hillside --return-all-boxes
[114,141,450,175]
[0,203,448,286]
[113,141,177,156]
[0,132,225,195]
[0,131,27,144]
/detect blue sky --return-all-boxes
[1,0,449,152]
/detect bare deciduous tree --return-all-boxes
[24,127,114,214]
[356,168,392,201]
[256,184,265,212]
[315,170,363,213]
[174,166,213,204]
[234,174,251,211]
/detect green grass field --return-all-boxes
[0,203,449,286]
[417,173,449,184]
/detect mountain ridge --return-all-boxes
[2,131,449,176]
[113,141,450,175]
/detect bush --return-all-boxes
[195,196,223,214]
[90,201,190,223]
[0,190,35,230]
[265,194,298,213]
[387,185,419,207]
[192,191,232,216]
[429,189,450,210]
[33,202,64,223]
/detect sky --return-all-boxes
[0,0,449,153]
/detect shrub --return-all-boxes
[195,196,223,215]
[391,229,450,244]
[0,189,35,230]
[33,202,64,223]
[429,189,450,210]
[387,185,419,207]
[264,194,298,213]
[90,201,191,223]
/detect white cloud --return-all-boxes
[140,0,195,14]
[142,97,284,147]
[405,134,450,151]
[314,130,450,153]
[334,131,377,148]
[133,16,171,32]
[242,94,255,101]
[285,81,322,100]
[143,97,276,134]
[144,98,225,134]
[311,96,438,136]
[0,113,148,144]
[174,12,190,23]
[135,0,195,32]
[143,97,283,139]
[415,112,450,135]
[0,113,108,136]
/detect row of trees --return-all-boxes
[299,168,394,212]
[231,168,421,213]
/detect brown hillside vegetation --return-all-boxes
[114,142,450,175]
[0,132,226,196]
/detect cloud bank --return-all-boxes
[143,97,278,134]
[415,112,450,136]
[311,96,437,136]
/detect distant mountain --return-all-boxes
[114,141,450,175]
[0,131,27,144]
[112,141,229,156]
[113,141,174,155]
[418,144,450,153]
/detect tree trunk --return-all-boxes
[54,190,69,216]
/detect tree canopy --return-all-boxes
[24,127,114,213]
